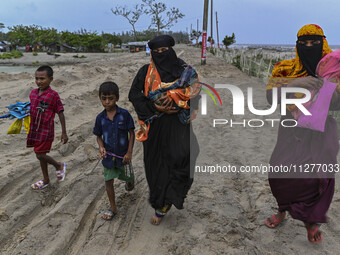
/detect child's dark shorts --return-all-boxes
[33,140,53,154]
[103,165,134,182]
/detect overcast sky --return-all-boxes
[1,0,339,45]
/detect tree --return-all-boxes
[60,31,81,47]
[208,36,215,45]
[34,27,60,47]
[0,22,6,41]
[102,33,122,46]
[168,31,189,44]
[7,25,36,47]
[86,35,104,52]
[142,0,184,35]
[111,5,143,41]
[127,29,157,42]
[190,29,202,45]
[222,33,236,48]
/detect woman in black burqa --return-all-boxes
[129,35,200,225]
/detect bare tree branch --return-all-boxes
[111,5,143,41]
[142,0,184,35]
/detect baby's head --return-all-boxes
[99,82,119,110]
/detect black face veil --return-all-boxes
[296,35,324,77]
[148,35,183,82]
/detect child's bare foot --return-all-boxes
[150,215,162,225]
[305,223,323,244]
[265,211,286,228]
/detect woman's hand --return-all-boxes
[154,95,179,114]
[287,76,323,90]
[154,103,179,114]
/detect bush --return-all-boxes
[32,52,38,56]
[223,33,236,48]
[232,55,241,70]
[0,52,12,59]
[11,50,23,58]
[0,50,23,59]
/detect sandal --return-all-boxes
[31,180,49,190]
[307,224,323,244]
[265,213,286,228]
[102,209,116,221]
[125,182,134,191]
[56,162,66,181]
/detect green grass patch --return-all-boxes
[0,50,23,59]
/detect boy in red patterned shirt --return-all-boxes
[27,65,68,189]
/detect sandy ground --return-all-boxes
[0,52,123,66]
[0,45,339,255]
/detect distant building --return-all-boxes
[121,41,148,53]
[48,42,78,52]
[0,41,11,52]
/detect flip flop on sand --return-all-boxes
[265,213,286,228]
[102,209,116,221]
[306,224,323,244]
[56,162,66,181]
[31,180,49,190]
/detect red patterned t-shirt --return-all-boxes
[27,87,64,146]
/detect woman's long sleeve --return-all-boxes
[128,65,157,121]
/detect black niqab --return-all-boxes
[148,35,183,82]
[296,35,324,76]
[152,48,183,82]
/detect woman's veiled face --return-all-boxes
[297,39,321,47]
[152,47,169,53]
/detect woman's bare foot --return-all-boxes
[150,215,162,225]
[265,211,286,228]
[305,223,323,244]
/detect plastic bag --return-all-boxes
[118,163,135,183]
[7,118,23,134]
[23,115,31,134]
